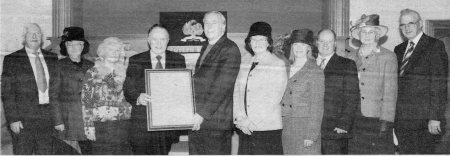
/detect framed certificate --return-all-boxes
[145,69,195,131]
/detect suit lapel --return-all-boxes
[16,48,39,93]
[402,34,429,75]
[323,53,340,76]
[290,59,313,81]
[195,36,227,73]
[141,51,153,70]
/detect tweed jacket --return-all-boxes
[51,58,94,140]
[1,48,59,131]
[281,59,324,140]
[193,35,241,131]
[394,34,448,131]
[233,52,287,131]
[321,53,360,139]
[346,47,397,122]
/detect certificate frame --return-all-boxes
[145,69,195,131]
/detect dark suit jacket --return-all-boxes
[321,53,360,139]
[123,50,186,128]
[1,48,58,131]
[193,35,241,131]
[394,34,448,131]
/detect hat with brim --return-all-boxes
[350,14,388,40]
[62,27,89,44]
[288,29,314,46]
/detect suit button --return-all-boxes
[78,78,83,82]
[294,80,297,82]
[249,74,252,77]
[247,89,250,92]
[361,82,364,85]
[362,97,365,99]
[290,105,292,108]
[282,104,285,106]
[290,91,292,94]
[362,68,366,71]
[247,105,250,108]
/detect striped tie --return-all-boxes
[33,52,47,92]
[399,42,415,76]
[319,58,326,70]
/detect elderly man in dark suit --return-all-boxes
[316,29,360,154]
[1,23,58,155]
[188,11,241,155]
[123,24,186,155]
[394,8,448,154]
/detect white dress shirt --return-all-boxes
[316,52,335,69]
[25,47,50,104]
[150,51,166,69]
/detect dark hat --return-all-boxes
[245,21,272,41]
[62,27,88,43]
[60,27,90,56]
[350,14,388,40]
[289,29,314,46]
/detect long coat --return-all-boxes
[321,53,360,139]
[394,34,448,131]
[51,58,94,140]
[281,59,325,154]
[193,35,241,131]
[233,52,287,131]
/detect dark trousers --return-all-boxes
[321,139,349,154]
[91,120,132,155]
[188,129,232,155]
[395,129,442,154]
[237,129,283,155]
[11,128,53,155]
[129,129,178,155]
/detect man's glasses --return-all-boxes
[399,21,420,29]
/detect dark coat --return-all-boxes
[320,53,360,139]
[281,59,325,154]
[123,50,186,155]
[394,34,448,131]
[1,48,58,132]
[193,35,241,130]
[51,58,94,140]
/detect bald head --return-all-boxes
[317,29,336,57]
[23,23,43,51]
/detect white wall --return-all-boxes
[349,0,450,51]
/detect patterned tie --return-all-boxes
[155,55,163,69]
[33,52,47,92]
[399,42,415,76]
[319,58,326,70]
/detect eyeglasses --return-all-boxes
[399,21,420,29]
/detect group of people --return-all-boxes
[1,9,448,155]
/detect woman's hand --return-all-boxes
[237,117,252,135]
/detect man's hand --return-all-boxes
[334,127,348,134]
[10,121,23,134]
[237,117,252,135]
[137,93,151,106]
[304,140,313,147]
[428,120,441,135]
[192,113,204,131]
[55,124,65,131]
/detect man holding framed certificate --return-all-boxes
[123,24,187,155]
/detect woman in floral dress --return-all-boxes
[81,37,132,155]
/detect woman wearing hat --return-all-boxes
[51,27,95,154]
[81,37,132,154]
[347,14,397,154]
[280,29,325,154]
[233,21,287,154]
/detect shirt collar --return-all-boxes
[317,52,334,61]
[150,50,166,59]
[25,46,42,54]
[208,34,224,45]
[410,31,423,46]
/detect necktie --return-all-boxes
[400,42,415,76]
[33,52,47,92]
[319,58,326,70]
[155,55,163,69]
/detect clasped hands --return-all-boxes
[235,117,256,135]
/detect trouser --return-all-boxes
[321,138,349,154]
[188,129,232,155]
[395,129,443,154]
[237,129,283,155]
[11,128,53,155]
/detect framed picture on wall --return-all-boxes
[160,11,227,53]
